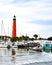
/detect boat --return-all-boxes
[7,42,18,49]
[0,21,7,48]
[28,45,42,52]
[6,38,12,49]
[7,39,18,49]
[0,40,7,48]
[42,41,52,50]
[12,42,18,48]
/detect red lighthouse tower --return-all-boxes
[12,15,16,37]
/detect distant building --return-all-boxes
[12,15,16,37]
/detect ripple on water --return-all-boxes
[0,48,52,65]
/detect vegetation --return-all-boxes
[33,34,38,40]
[47,37,52,41]
[0,34,52,42]
[11,35,29,42]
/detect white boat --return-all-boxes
[28,45,42,52]
[0,21,7,48]
[0,40,7,48]
[12,42,18,48]
[6,39,18,49]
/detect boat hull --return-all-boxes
[28,47,42,52]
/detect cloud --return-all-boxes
[17,22,52,38]
[0,0,14,5]
[0,0,52,38]
[0,0,52,20]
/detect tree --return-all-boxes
[20,35,29,41]
[29,38,34,41]
[47,37,52,41]
[33,34,38,40]
[11,37,18,42]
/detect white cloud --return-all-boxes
[0,0,14,5]
[0,0,52,38]
[17,22,52,38]
[0,0,52,20]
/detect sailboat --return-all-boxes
[0,20,7,48]
[6,25,17,49]
[7,38,18,49]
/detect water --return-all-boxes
[0,48,52,65]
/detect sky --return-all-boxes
[0,0,52,38]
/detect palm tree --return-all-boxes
[33,34,38,40]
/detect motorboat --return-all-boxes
[42,41,52,50]
[6,39,18,49]
[12,42,18,48]
[28,45,42,52]
[0,40,7,48]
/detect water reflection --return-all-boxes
[7,48,16,65]
[11,49,16,65]
[43,49,52,53]
[0,48,52,56]
[11,49,16,55]
[0,48,52,55]
[11,56,16,65]
[0,48,52,65]
[0,48,7,56]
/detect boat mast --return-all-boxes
[1,20,6,40]
[1,20,3,40]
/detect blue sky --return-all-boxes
[0,0,52,38]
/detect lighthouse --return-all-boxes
[12,15,16,37]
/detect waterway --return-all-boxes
[0,48,52,65]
